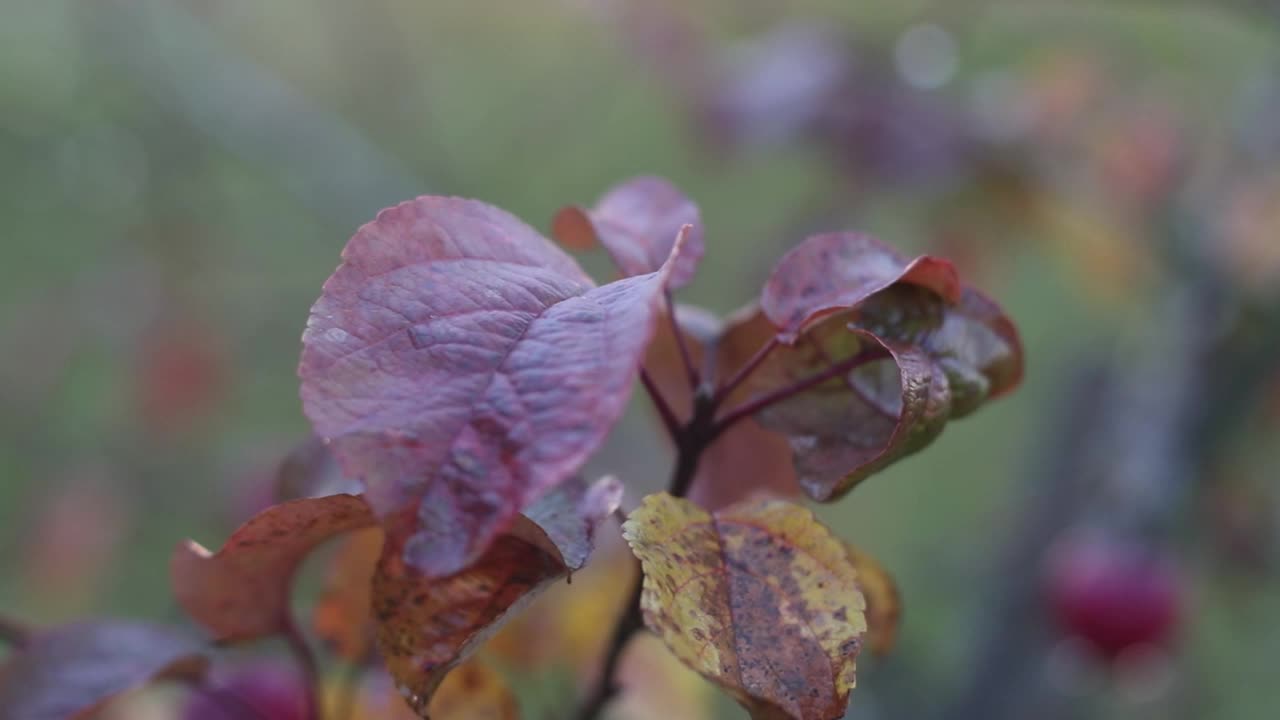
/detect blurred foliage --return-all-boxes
[1,1,1278,718]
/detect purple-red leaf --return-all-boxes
[752,323,950,502]
[0,620,208,720]
[760,232,961,340]
[373,476,620,716]
[300,196,686,577]
[171,494,375,642]
[745,232,1022,499]
[552,176,704,288]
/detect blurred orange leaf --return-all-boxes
[373,476,621,716]
[842,545,901,656]
[624,493,866,720]
[171,494,375,642]
[313,526,384,661]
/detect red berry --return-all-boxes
[1045,533,1182,661]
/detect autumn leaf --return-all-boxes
[0,620,208,720]
[642,304,800,509]
[842,545,901,656]
[747,233,1022,500]
[552,175,705,288]
[374,476,621,716]
[624,493,866,720]
[760,232,961,341]
[313,526,384,661]
[171,494,375,642]
[750,324,951,502]
[427,661,519,720]
[300,196,689,577]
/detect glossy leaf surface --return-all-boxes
[300,196,685,576]
[171,494,375,642]
[760,232,960,339]
[373,476,621,716]
[0,620,207,720]
[750,233,1022,499]
[624,493,866,720]
[552,175,704,288]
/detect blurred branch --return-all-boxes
[935,361,1113,720]
[0,614,32,649]
[88,0,426,227]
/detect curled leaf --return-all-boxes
[171,494,375,642]
[552,175,705,288]
[842,545,901,656]
[624,493,866,720]
[760,232,960,340]
[300,196,687,577]
[0,620,208,720]
[753,324,951,501]
[746,232,1023,499]
[313,526,384,661]
[374,476,621,716]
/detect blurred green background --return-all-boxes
[2,1,1279,718]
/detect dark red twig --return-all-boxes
[640,369,681,442]
[665,290,700,389]
[711,336,779,408]
[711,347,889,438]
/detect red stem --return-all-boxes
[711,347,889,439]
[665,290,700,388]
[640,369,681,442]
[711,336,779,408]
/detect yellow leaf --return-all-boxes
[842,545,901,656]
[624,493,867,720]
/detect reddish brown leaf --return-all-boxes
[760,232,961,340]
[746,232,1023,499]
[552,176,705,288]
[0,620,208,720]
[300,196,688,577]
[624,493,866,720]
[373,476,620,716]
[752,322,951,501]
[171,494,375,642]
[313,526,384,661]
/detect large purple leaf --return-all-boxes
[551,176,704,288]
[300,196,688,576]
[0,620,208,720]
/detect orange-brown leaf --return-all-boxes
[171,494,375,642]
[313,526,384,660]
[624,493,866,720]
[373,476,620,716]
[842,545,901,656]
